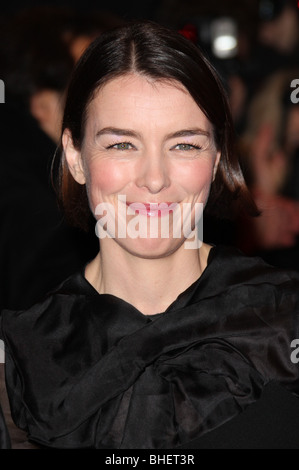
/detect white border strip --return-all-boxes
[0,340,4,363]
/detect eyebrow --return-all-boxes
[95,127,210,140]
[96,127,142,139]
[166,128,210,139]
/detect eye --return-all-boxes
[173,143,202,151]
[107,142,134,150]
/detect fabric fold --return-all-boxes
[1,245,299,448]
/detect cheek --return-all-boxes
[177,160,214,195]
[84,160,131,204]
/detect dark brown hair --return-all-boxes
[56,20,258,230]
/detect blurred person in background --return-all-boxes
[258,0,299,61]
[237,67,299,270]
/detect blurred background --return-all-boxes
[0,0,298,311]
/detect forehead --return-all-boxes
[86,73,212,130]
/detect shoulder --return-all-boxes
[1,270,95,340]
[209,244,299,287]
[204,245,299,324]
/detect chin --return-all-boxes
[116,236,186,260]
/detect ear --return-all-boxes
[62,129,86,185]
[212,151,221,181]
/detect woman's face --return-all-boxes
[64,73,220,258]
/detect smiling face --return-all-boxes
[63,73,220,258]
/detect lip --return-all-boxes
[126,202,178,217]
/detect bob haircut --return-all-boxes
[57,20,258,231]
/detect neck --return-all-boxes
[85,240,212,315]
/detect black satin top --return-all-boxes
[1,245,299,449]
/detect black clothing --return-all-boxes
[1,245,299,449]
[0,404,11,449]
[179,381,299,449]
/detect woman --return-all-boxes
[1,20,299,449]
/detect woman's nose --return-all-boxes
[135,153,171,194]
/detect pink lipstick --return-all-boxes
[126,202,177,217]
